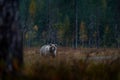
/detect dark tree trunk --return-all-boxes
[0,0,23,79]
[74,0,78,48]
[96,24,100,48]
[47,0,52,43]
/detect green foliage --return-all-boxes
[29,0,36,17]
[20,0,120,48]
[79,21,88,47]
[63,15,71,46]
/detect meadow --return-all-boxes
[23,47,120,80]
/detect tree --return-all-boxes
[25,0,37,47]
[55,23,64,45]
[20,0,120,48]
[103,25,113,47]
[79,21,88,47]
[114,24,120,48]
[29,0,36,18]
[0,0,22,79]
[63,15,71,46]
[20,0,29,47]
[74,0,78,48]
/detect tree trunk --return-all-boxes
[0,0,23,79]
[74,0,78,48]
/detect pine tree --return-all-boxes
[79,21,88,47]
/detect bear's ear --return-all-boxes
[49,43,52,46]
[54,44,57,47]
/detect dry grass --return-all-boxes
[22,47,120,80]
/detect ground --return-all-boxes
[23,47,120,80]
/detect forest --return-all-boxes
[0,0,120,80]
[20,0,120,48]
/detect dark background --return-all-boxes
[20,0,120,48]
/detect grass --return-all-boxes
[21,47,120,80]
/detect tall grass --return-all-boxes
[22,47,120,80]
